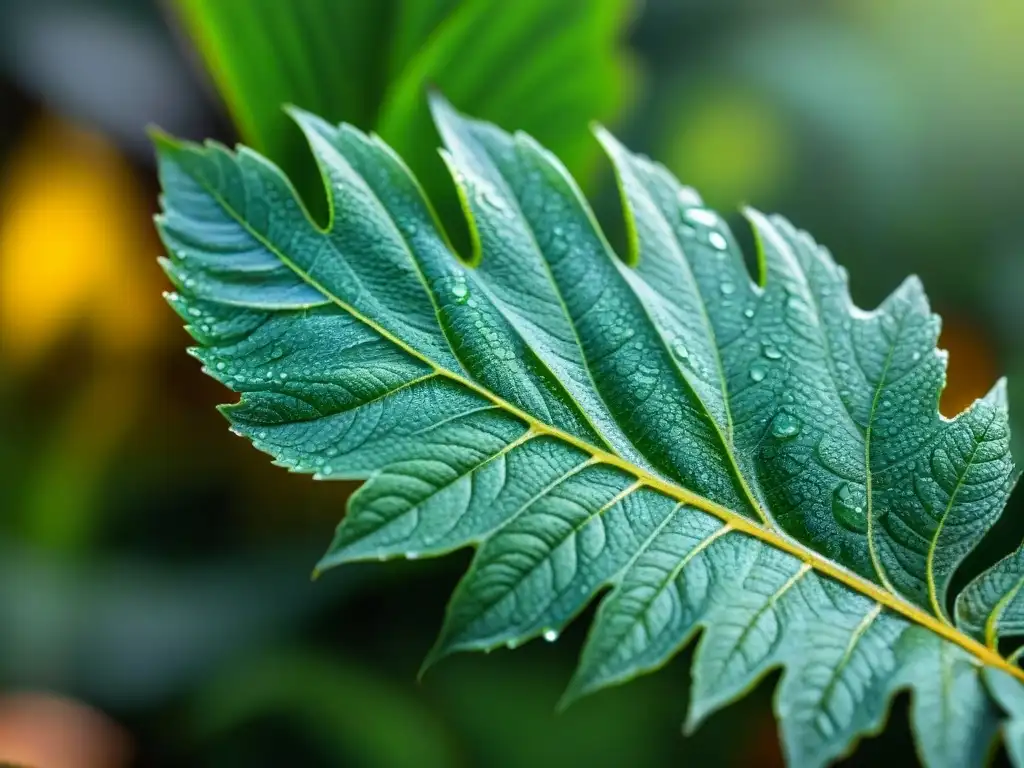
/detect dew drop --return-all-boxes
[750,363,767,383]
[785,294,807,315]
[763,345,783,360]
[744,307,755,319]
[720,281,736,296]
[216,362,226,371]
[406,551,418,560]
[770,412,802,439]
[685,208,718,227]
[672,340,689,361]
[480,188,510,216]
[831,482,868,534]
[188,307,202,317]
[543,629,559,643]
[708,232,728,250]
[452,282,469,303]
[912,351,922,362]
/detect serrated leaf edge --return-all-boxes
[153,122,1024,689]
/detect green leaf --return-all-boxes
[154,97,1024,767]
[985,668,1024,766]
[172,0,632,197]
[957,543,1024,648]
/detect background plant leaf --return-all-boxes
[172,0,634,230]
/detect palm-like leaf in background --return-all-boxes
[154,97,1024,767]
[173,0,631,212]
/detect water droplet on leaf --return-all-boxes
[709,232,728,250]
[685,208,718,227]
[831,482,868,533]
[750,364,767,383]
[770,412,802,439]
[543,629,559,642]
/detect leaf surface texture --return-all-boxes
[156,97,1023,767]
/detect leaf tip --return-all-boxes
[682,703,709,737]
[988,376,1010,409]
[147,124,180,152]
[427,90,458,132]
[891,273,927,308]
[313,550,342,574]
[590,121,615,146]
[418,641,451,681]
[426,87,454,118]
[282,102,326,134]
[556,681,586,713]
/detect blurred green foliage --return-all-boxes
[173,0,633,231]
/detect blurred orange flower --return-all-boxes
[0,692,131,768]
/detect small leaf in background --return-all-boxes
[0,117,163,370]
[171,0,635,220]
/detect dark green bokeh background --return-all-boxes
[1,1,1022,765]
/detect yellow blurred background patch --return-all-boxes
[0,117,164,371]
